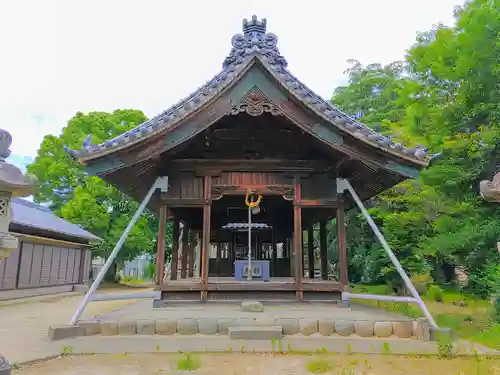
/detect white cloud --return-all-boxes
[0,0,459,158]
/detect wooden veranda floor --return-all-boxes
[156,277,344,292]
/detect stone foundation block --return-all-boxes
[254,317,276,327]
[198,318,218,335]
[276,318,299,335]
[414,318,430,341]
[393,321,413,338]
[177,319,198,335]
[241,300,264,312]
[78,320,101,336]
[355,321,374,337]
[100,321,119,336]
[155,319,177,335]
[48,325,85,341]
[299,319,318,336]
[318,318,335,336]
[136,319,155,335]
[430,327,453,342]
[335,320,354,336]
[374,321,392,337]
[118,320,136,335]
[228,326,282,340]
[233,318,255,327]
[218,318,237,334]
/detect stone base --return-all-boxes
[50,317,432,341]
[228,326,282,340]
[48,325,86,341]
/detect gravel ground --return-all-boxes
[14,353,500,375]
[0,289,146,363]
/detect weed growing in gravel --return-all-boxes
[305,357,333,373]
[339,367,356,375]
[60,345,73,356]
[436,333,454,358]
[11,362,21,370]
[383,342,391,354]
[176,352,200,371]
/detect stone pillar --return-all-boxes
[0,129,36,375]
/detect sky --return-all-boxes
[1,0,460,172]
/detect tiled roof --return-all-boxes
[11,197,101,243]
[65,16,431,165]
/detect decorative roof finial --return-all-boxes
[223,15,287,69]
[242,15,267,35]
[0,129,12,161]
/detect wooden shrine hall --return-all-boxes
[66,16,431,302]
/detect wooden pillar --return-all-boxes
[155,205,167,285]
[337,206,348,285]
[293,177,303,299]
[170,217,180,280]
[319,220,328,280]
[201,175,212,299]
[187,229,195,278]
[307,226,314,279]
[180,223,189,279]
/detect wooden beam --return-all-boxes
[201,175,212,300]
[295,200,339,208]
[155,205,167,285]
[181,223,189,279]
[337,206,348,285]
[319,221,328,281]
[167,159,327,173]
[160,198,205,207]
[307,226,314,279]
[293,177,303,299]
[170,217,180,280]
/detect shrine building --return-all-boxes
[66,16,430,302]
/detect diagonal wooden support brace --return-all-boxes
[69,176,169,325]
[337,178,439,329]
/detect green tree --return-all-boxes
[28,110,169,279]
[331,0,500,296]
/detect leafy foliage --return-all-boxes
[28,110,171,269]
[331,0,500,298]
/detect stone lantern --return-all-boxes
[0,128,36,375]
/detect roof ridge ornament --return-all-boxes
[223,15,287,69]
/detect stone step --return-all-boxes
[228,326,282,340]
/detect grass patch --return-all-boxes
[305,357,333,373]
[176,352,200,371]
[351,284,500,350]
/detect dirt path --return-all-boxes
[15,353,500,375]
[0,289,147,363]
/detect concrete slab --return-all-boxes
[96,300,412,322]
[228,326,282,340]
